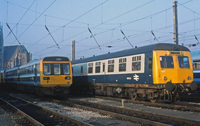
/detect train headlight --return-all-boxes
[65,77,71,80]
[164,76,167,81]
[187,76,192,80]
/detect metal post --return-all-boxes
[173,1,178,45]
[72,40,75,61]
[121,99,125,108]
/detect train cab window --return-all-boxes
[160,56,174,68]
[54,64,61,75]
[63,64,70,75]
[178,56,190,68]
[88,63,93,73]
[119,58,126,72]
[43,64,51,75]
[95,62,101,73]
[108,60,114,72]
[132,56,141,71]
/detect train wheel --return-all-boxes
[130,92,137,101]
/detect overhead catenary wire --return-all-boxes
[45,25,60,49]
[5,0,36,40]
[24,0,197,58]
[151,30,159,43]
[195,35,199,45]
[28,0,109,48]
[58,0,154,45]
[120,29,133,48]
[16,0,56,41]
[6,23,22,45]
[88,27,101,50]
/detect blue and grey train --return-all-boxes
[0,56,73,95]
[191,52,200,89]
[71,43,197,102]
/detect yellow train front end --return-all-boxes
[40,57,72,95]
[153,50,197,101]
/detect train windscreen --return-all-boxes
[43,63,70,75]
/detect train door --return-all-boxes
[102,62,106,83]
[34,64,37,85]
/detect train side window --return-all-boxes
[132,56,141,71]
[88,63,93,73]
[95,62,101,73]
[119,58,126,72]
[44,64,51,75]
[193,62,200,69]
[148,57,152,69]
[160,56,174,68]
[108,60,114,72]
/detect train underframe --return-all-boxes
[75,82,197,103]
[1,83,70,96]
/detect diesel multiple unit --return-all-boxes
[71,43,197,102]
[0,56,72,95]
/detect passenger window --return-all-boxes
[193,62,200,69]
[88,63,93,73]
[132,56,141,71]
[95,62,101,73]
[160,56,174,68]
[178,56,190,68]
[44,64,51,75]
[119,58,126,72]
[108,60,114,72]
[54,64,61,75]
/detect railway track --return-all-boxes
[52,98,200,126]
[93,96,200,112]
[0,93,90,126]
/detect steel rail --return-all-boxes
[59,98,200,126]
[0,93,91,126]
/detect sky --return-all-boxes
[0,0,200,60]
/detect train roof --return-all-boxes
[72,43,190,64]
[5,66,19,72]
[19,56,70,68]
[19,59,42,69]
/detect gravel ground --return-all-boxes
[37,101,139,126]
[0,107,21,126]
[77,97,200,122]
[7,93,200,125]
[8,93,139,126]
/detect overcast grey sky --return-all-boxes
[0,0,200,60]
